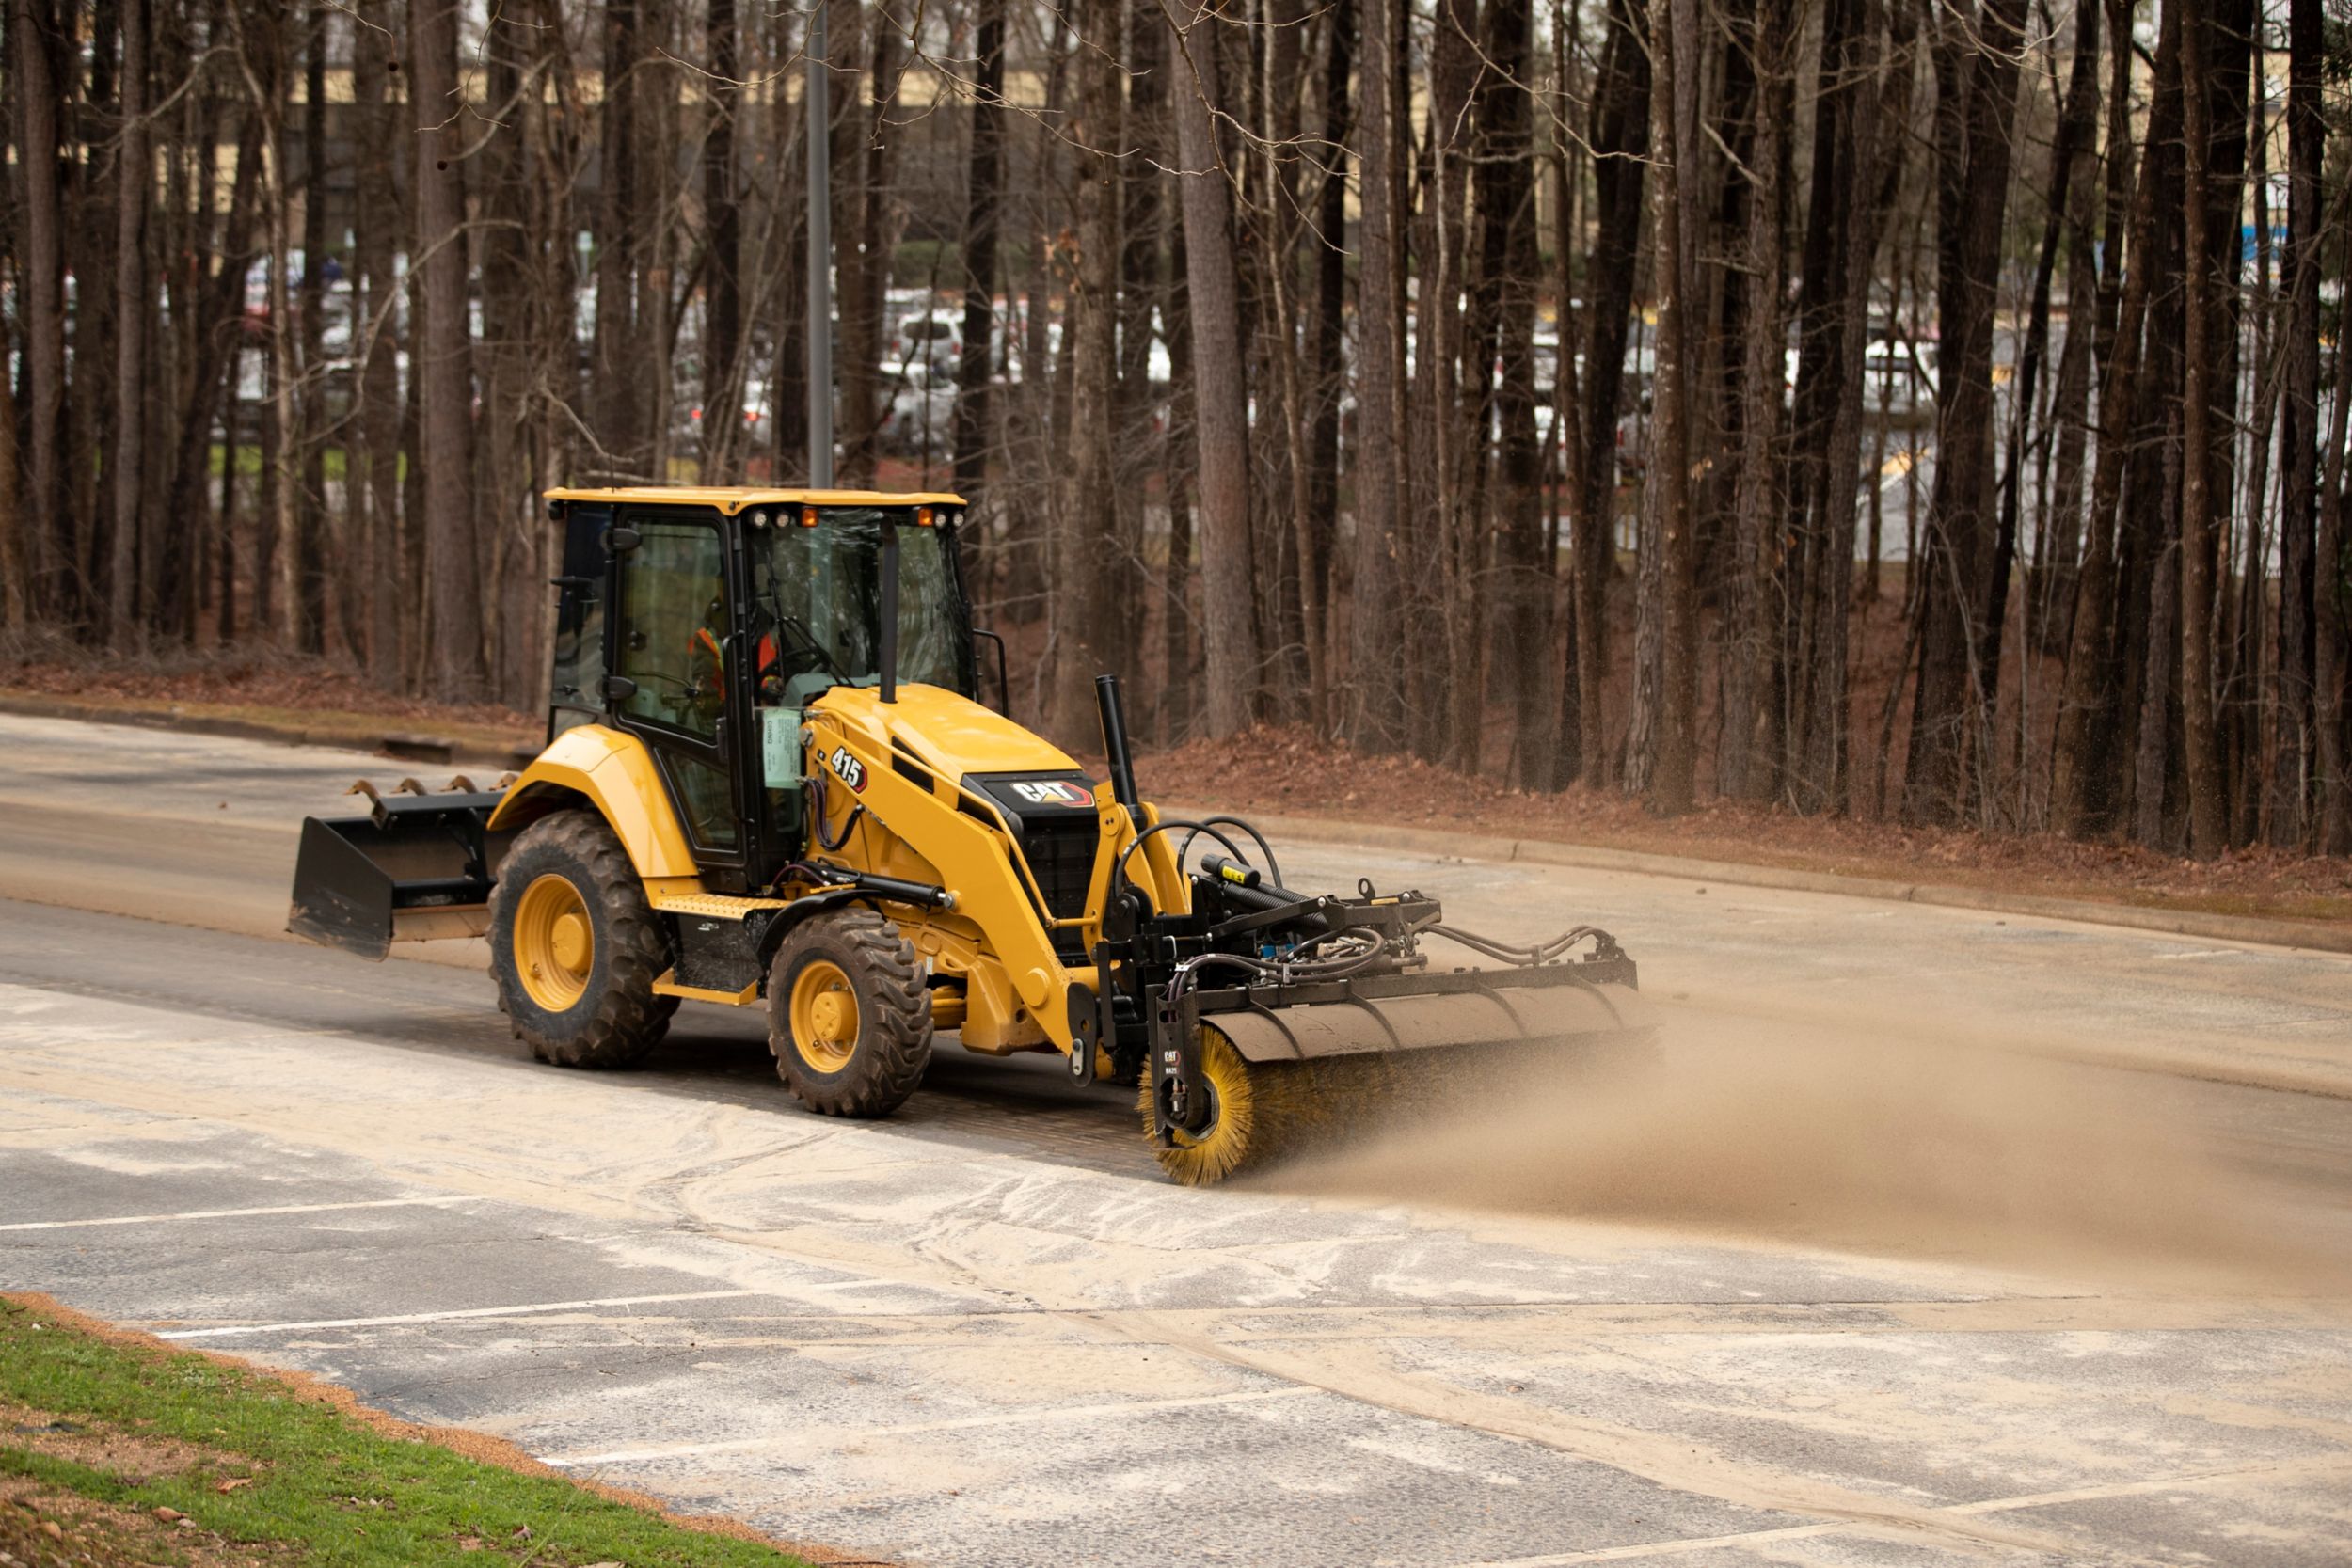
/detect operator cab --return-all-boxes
[545,487,1005,895]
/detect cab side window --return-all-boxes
[615,518,728,742]
[549,505,612,736]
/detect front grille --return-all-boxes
[1020,816,1099,921]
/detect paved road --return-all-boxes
[2,714,2349,1567]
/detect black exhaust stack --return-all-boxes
[878,517,899,704]
[1095,674,1140,820]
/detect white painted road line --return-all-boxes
[544,1386,1324,1468]
[0,1195,476,1232]
[155,1288,763,1339]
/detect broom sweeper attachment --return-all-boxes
[1080,681,1655,1185]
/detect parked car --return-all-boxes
[877,363,959,459]
[888,309,963,373]
[1863,340,1937,421]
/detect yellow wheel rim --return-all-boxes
[514,873,595,1011]
[790,959,861,1073]
[1143,1028,1258,1186]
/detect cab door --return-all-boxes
[605,505,750,886]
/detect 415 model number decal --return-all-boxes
[827,747,868,793]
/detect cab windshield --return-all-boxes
[747,507,977,702]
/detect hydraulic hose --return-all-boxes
[1112,817,1252,912]
[805,766,865,852]
[1426,923,1612,967]
[1176,816,1282,888]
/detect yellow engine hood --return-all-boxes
[810,684,1083,784]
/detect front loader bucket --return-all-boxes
[287,789,510,960]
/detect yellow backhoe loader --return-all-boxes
[288,487,1649,1183]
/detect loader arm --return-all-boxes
[802,700,1109,1041]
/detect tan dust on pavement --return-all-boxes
[1263,1004,2352,1295]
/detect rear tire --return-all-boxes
[768,907,931,1117]
[488,810,676,1069]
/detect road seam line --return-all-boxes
[543,1386,1321,1467]
[154,1288,762,1339]
[0,1196,477,1232]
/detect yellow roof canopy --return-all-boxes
[544,485,968,515]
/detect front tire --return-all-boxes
[768,907,931,1117]
[488,810,676,1069]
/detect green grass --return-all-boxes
[207,445,389,483]
[0,1298,813,1567]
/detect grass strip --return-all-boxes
[0,1295,818,1567]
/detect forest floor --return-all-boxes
[1137,725,2352,927]
[2,655,2344,929]
[0,658,541,764]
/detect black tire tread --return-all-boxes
[768,906,932,1117]
[488,810,674,1069]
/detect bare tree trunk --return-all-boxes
[1048,0,1122,738]
[223,0,301,648]
[1989,0,2098,688]
[1472,0,1543,784]
[951,0,1004,503]
[414,0,485,694]
[479,4,540,707]
[1260,0,1327,730]
[1562,0,1649,785]
[1159,208,1198,741]
[160,110,259,646]
[1410,0,1476,763]
[353,3,404,682]
[1116,0,1169,687]
[2053,2,2180,835]
[1170,0,1261,736]
[1624,0,1695,812]
[105,0,148,641]
[299,3,331,653]
[1717,0,1788,802]
[2177,0,2224,857]
[2041,1,2103,652]
[702,0,741,481]
[2276,0,2324,843]
[1545,0,1591,786]
[593,0,644,473]
[12,0,68,623]
[219,350,242,644]
[2315,182,2352,852]
[1344,0,1406,750]
[1304,0,1351,718]
[0,331,24,635]
[1903,0,2026,824]
[838,0,898,487]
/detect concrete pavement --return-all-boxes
[2,714,2350,1565]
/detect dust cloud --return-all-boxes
[1263,1005,2352,1293]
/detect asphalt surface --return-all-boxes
[2,713,2350,1567]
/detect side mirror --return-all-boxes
[602,525,641,553]
[602,675,638,704]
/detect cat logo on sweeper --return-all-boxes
[1010,780,1093,808]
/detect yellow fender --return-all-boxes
[486,724,700,879]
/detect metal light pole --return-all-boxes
[806,0,834,487]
